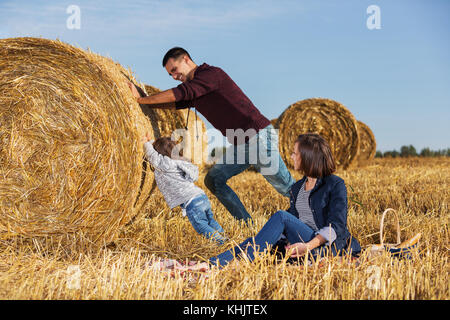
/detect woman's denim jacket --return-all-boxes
[287,174,361,257]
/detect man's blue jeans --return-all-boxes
[204,125,295,222]
[181,193,227,245]
[209,210,316,267]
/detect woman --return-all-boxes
[173,133,361,271]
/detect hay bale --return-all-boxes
[356,120,376,163]
[277,98,360,170]
[270,118,279,128]
[177,108,209,168]
[85,52,157,221]
[143,84,209,168]
[0,37,155,242]
[142,84,185,138]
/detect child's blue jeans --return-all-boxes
[181,193,227,245]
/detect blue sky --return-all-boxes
[1,0,449,152]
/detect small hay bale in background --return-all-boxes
[277,98,360,169]
[0,37,155,243]
[356,120,376,165]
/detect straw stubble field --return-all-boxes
[0,157,448,299]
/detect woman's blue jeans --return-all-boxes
[181,194,227,245]
[209,210,316,267]
[204,125,295,222]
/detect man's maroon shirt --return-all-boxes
[172,63,270,143]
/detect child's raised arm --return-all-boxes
[143,140,164,168]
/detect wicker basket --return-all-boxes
[369,208,421,259]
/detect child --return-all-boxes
[142,133,227,245]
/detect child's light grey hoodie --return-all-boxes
[144,141,204,210]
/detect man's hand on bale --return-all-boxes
[127,81,141,100]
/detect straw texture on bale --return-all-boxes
[178,108,208,168]
[270,118,279,128]
[356,120,376,163]
[0,37,155,242]
[143,84,185,138]
[277,98,360,169]
[143,84,209,168]
[85,51,157,220]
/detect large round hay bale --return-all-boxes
[86,52,157,221]
[356,120,376,163]
[277,98,360,170]
[0,37,155,242]
[143,84,208,168]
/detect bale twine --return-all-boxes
[0,37,155,242]
[277,98,360,169]
[356,120,376,163]
[143,84,209,168]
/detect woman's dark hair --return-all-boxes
[295,133,336,178]
[162,47,193,67]
[153,137,184,159]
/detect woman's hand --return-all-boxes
[142,132,152,144]
[285,235,326,258]
[285,242,310,258]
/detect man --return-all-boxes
[128,47,295,222]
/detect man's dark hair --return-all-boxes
[295,133,336,178]
[162,47,192,67]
